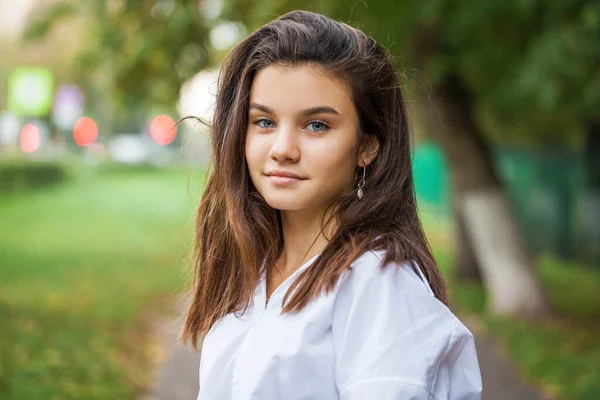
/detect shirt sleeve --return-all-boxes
[332,251,482,400]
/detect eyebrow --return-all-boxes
[249,102,340,116]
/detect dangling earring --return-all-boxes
[356,162,366,200]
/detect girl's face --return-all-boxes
[245,64,368,212]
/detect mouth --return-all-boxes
[264,170,306,186]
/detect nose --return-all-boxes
[268,124,300,163]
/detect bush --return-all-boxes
[0,161,67,193]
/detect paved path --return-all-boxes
[140,302,200,400]
[473,329,551,399]
[143,304,551,400]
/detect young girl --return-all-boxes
[182,10,482,400]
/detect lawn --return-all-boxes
[0,165,203,399]
[422,215,600,400]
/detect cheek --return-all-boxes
[312,143,356,189]
[245,134,264,174]
[333,159,356,189]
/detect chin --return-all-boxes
[264,199,305,211]
[261,192,309,211]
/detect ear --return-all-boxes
[357,134,380,167]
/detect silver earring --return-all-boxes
[357,163,366,200]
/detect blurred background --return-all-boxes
[0,0,598,399]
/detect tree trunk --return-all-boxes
[424,76,551,317]
[584,122,600,263]
[408,26,482,281]
[452,194,482,282]
[410,96,481,282]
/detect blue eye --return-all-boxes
[307,121,329,132]
[254,118,275,129]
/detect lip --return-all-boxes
[265,170,305,179]
[264,170,306,186]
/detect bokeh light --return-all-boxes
[149,115,177,145]
[19,123,41,153]
[73,116,98,146]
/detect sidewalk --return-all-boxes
[140,307,200,400]
[473,330,550,399]
[143,303,550,400]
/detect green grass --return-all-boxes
[0,165,203,399]
[425,222,600,400]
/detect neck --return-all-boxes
[278,206,335,275]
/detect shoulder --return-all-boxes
[333,248,464,347]
[332,250,480,397]
[338,249,437,301]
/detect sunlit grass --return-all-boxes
[424,218,600,400]
[0,165,203,399]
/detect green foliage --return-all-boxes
[0,160,67,193]
[0,167,201,399]
[25,0,598,142]
[22,2,79,39]
[24,0,212,113]
[224,0,599,145]
[444,0,600,140]
[537,254,600,322]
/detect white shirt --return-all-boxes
[198,250,482,399]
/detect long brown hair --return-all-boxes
[181,10,448,349]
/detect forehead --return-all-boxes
[249,64,354,115]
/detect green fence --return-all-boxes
[413,142,599,265]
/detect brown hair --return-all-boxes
[181,10,448,349]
